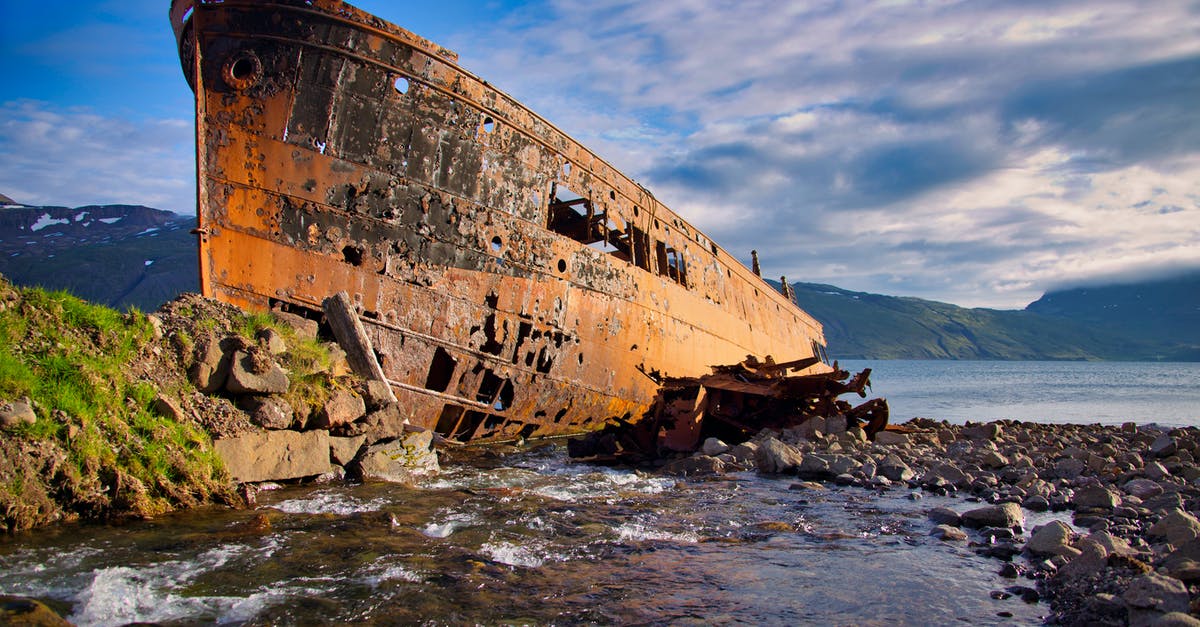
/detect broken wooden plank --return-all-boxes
[322,291,399,404]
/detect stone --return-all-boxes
[826,455,857,476]
[789,480,827,491]
[701,437,731,457]
[0,595,71,626]
[225,350,289,395]
[1144,461,1172,480]
[726,441,759,464]
[0,398,37,429]
[1149,509,1200,546]
[310,388,366,430]
[798,454,833,480]
[1122,573,1189,626]
[152,394,186,422]
[189,336,231,393]
[329,434,366,466]
[343,404,410,444]
[270,308,319,339]
[930,524,967,541]
[255,327,288,354]
[353,431,440,483]
[1073,485,1120,511]
[963,422,1002,441]
[1124,478,1166,500]
[1057,539,1109,581]
[214,430,331,482]
[363,380,397,410]
[878,454,915,482]
[923,462,969,488]
[824,414,848,435]
[755,437,804,474]
[1027,521,1081,558]
[1087,531,1136,557]
[961,502,1024,530]
[1023,495,1050,512]
[873,431,909,446]
[663,455,726,476]
[1151,434,1179,458]
[928,507,961,526]
[980,450,1009,469]
[1053,457,1086,480]
[239,396,295,430]
[1153,613,1200,627]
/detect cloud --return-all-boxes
[0,100,194,213]
[444,0,1200,307]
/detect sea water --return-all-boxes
[2,361,1198,625]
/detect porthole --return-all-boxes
[562,162,571,176]
[491,236,502,252]
[222,51,262,90]
[481,116,496,133]
[557,259,567,273]
[394,76,410,95]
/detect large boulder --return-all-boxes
[329,435,366,466]
[1073,485,1120,511]
[239,396,295,430]
[755,437,804,474]
[308,388,366,430]
[353,430,439,483]
[188,336,231,393]
[344,404,410,444]
[961,502,1024,530]
[878,454,915,482]
[1027,520,1081,558]
[663,455,726,477]
[1122,573,1190,627]
[1149,509,1200,546]
[214,430,331,482]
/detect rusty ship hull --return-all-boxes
[171,0,833,443]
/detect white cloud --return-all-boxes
[0,100,194,213]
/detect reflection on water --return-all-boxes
[0,444,1047,625]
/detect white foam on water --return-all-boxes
[480,541,558,568]
[67,543,282,626]
[614,521,700,544]
[358,558,423,586]
[267,489,388,515]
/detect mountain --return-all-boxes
[783,280,1199,361]
[0,200,199,311]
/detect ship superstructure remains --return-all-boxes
[171,0,832,442]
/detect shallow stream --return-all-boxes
[1,444,1053,625]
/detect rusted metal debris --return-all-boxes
[568,357,889,462]
[171,0,840,444]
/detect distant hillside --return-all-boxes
[0,201,198,311]
[784,281,1198,361]
[1026,273,1200,354]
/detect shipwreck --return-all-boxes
[170,0,879,445]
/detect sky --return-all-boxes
[1,1,1197,309]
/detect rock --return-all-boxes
[225,350,289,395]
[152,394,186,422]
[930,524,967,541]
[1053,457,1086,480]
[353,431,439,483]
[928,507,962,526]
[798,454,833,480]
[343,404,409,444]
[961,502,1024,530]
[701,437,731,457]
[824,414,848,435]
[923,462,969,488]
[1073,485,1120,511]
[873,431,909,446]
[1057,539,1109,581]
[726,441,759,465]
[1153,612,1200,627]
[878,454,915,482]
[663,455,726,476]
[270,308,319,339]
[963,422,1002,441]
[329,435,366,466]
[0,595,71,626]
[980,450,1009,469]
[255,327,287,354]
[362,380,396,410]
[755,437,804,474]
[189,336,231,393]
[239,396,295,430]
[1150,434,1179,458]
[0,398,37,429]
[1148,509,1200,546]
[1023,495,1050,512]
[789,480,827,491]
[1144,461,1172,480]
[1122,573,1189,626]
[214,430,331,482]
[1027,521,1081,558]
[1124,478,1165,500]
[310,388,366,430]
[1088,531,1136,557]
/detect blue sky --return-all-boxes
[1,1,1197,308]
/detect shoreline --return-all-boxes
[662,417,1200,625]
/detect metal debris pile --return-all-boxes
[568,357,888,462]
